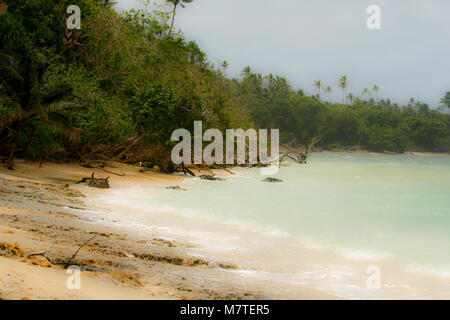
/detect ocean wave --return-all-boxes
[406,263,450,279]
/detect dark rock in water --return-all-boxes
[88,178,110,189]
[262,177,283,183]
[199,175,224,181]
[166,185,187,191]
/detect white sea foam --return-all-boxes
[406,263,450,279]
[80,153,450,298]
[334,247,391,262]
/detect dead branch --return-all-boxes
[80,162,125,176]
[307,135,322,154]
[180,164,196,177]
[211,165,234,175]
[112,133,145,161]
[66,235,98,265]
[26,241,58,264]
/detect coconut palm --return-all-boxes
[323,86,332,103]
[440,92,450,110]
[338,76,348,104]
[362,88,371,101]
[167,0,194,37]
[372,85,379,103]
[313,80,323,99]
[242,66,251,77]
[221,60,229,76]
[0,53,84,170]
[347,93,354,104]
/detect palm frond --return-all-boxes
[41,85,73,105]
[0,65,24,82]
[46,112,74,135]
[0,53,23,82]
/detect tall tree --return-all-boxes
[0,54,84,170]
[242,66,251,76]
[221,60,229,76]
[372,85,379,103]
[362,88,371,101]
[440,92,450,110]
[324,86,332,103]
[167,0,194,37]
[313,80,323,99]
[338,76,348,104]
[347,93,354,104]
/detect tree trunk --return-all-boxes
[168,3,178,36]
[112,133,145,161]
[7,141,15,170]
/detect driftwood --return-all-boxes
[166,185,187,191]
[280,135,322,166]
[66,235,98,265]
[80,162,125,176]
[76,173,110,188]
[26,241,57,264]
[176,163,235,177]
[199,175,225,181]
[180,164,196,177]
[112,134,145,161]
[26,235,98,267]
[263,177,283,183]
[134,136,321,177]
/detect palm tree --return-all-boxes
[372,85,379,103]
[313,80,323,99]
[167,0,194,37]
[338,76,348,104]
[242,66,251,77]
[323,86,332,103]
[347,93,354,104]
[440,92,450,111]
[0,53,84,170]
[221,60,229,76]
[362,88,371,101]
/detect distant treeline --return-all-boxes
[235,70,450,152]
[0,0,449,169]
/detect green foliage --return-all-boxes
[0,0,449,169]
[235,68,450,152]
[17,122,64,160]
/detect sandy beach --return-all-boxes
[0,160,335,300]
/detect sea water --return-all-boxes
[87,153,450,299]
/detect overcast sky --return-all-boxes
[115,0,450,107]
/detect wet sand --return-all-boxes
[0,160,335,300]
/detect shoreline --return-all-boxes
[314,149,450,157]
[2,153,448,300]
[0,160,336,300]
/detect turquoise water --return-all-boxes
[145,153,450,274]
[90,153,450,298]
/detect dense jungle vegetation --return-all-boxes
[1,0,449,170]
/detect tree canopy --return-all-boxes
[0,0,449,170]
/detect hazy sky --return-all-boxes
[116,0,450,107]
